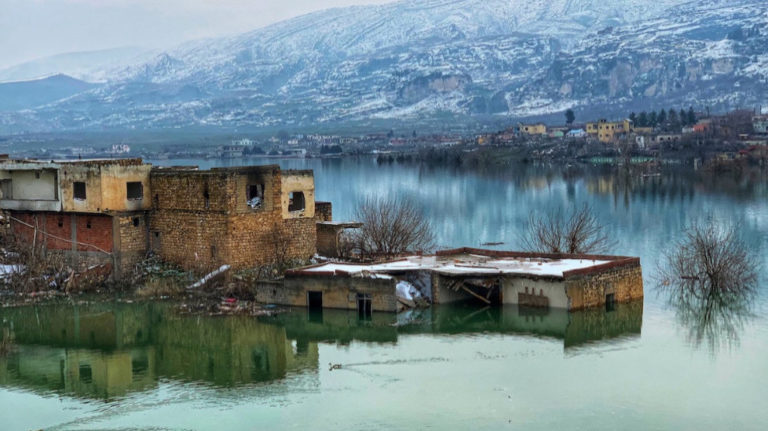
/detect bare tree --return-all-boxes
[657,219,758,351]
[352,196,434,259]
[522,204,612,254]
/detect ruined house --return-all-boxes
[149,165,330,270]
[278,248,643,313]
[1,158,332,280]
[1,158,152,279]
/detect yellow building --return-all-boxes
[519,123,548,136]
[587,119,634,143]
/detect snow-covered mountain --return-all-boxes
[0,47,155,84]
[1,0,766,133]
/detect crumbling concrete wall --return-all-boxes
[280,170,315,219]
[60,161,151,213]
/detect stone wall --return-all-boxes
[149,166,320,271]
[565,263,643,310]
[114,213,149,278]
[315,202,332,222]
[260,275,398,312]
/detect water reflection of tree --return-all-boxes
[668,280,755,352]
[658,219,759,353]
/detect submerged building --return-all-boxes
[278,248,643,312]
[0,157,331,279]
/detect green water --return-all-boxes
[2,160,768,430]
[1,300,765,430]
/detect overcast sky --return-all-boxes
[0,0,394,69]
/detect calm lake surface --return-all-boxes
[2,158,767,430]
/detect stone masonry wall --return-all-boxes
[149,167,319,271]
[565,264,643,310]
[115,213,148,277]
[267,275,398,312]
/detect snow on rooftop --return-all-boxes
[298,254,613,278]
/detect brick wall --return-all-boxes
[45,213,72,250]
[565,264,643,310]
[75,214,113,252]
[9,211,113,253]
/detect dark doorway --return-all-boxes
[357,293,372,319]
[605,293,616,311]
[308,290,323,310]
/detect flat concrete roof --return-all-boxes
[289,248,639,280]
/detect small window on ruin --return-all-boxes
[133,217,140,227]
[154,194,159,207]
[211,245,216,258]
[357,293,372,319]
[73,182,86,200]
[203,188,210,209]
[247,184,264,209]
[127,182,143,200]
[0,179,12,199]
[79,364,92,384]
[288,191,305,212]
[86,220,92,229]
[57,217,63,228]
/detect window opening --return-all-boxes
[307,291,323,310]
[79,364,92,383]
[57,217,63,228]
[86,220,92,229]
[133,217,140,227]
[357,293,372,319]
[73,182,86,200]
[288,191,305,212]
[247,184,264,209]
[203,188,210,209]
[127,182,143,200]
[606,293,616,312]
[0,179,11,199]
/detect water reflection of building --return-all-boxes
[398,301,643,350]
[0,300,642,400]
[0,303,318,400]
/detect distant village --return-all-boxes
[7,107,768,166]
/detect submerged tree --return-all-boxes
[352,196,434,259]
[521,204,612,254]
[657,219,759,352]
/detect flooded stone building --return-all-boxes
[281,248,643,312]
[149,165,328,270]
[1,158,331,279]
[0,158,152,279]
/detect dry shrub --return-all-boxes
[135,277,185,298]
[3,238,71,292]
[351,196,434,259]
[657,218,759,351]
[522,204,612,254]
